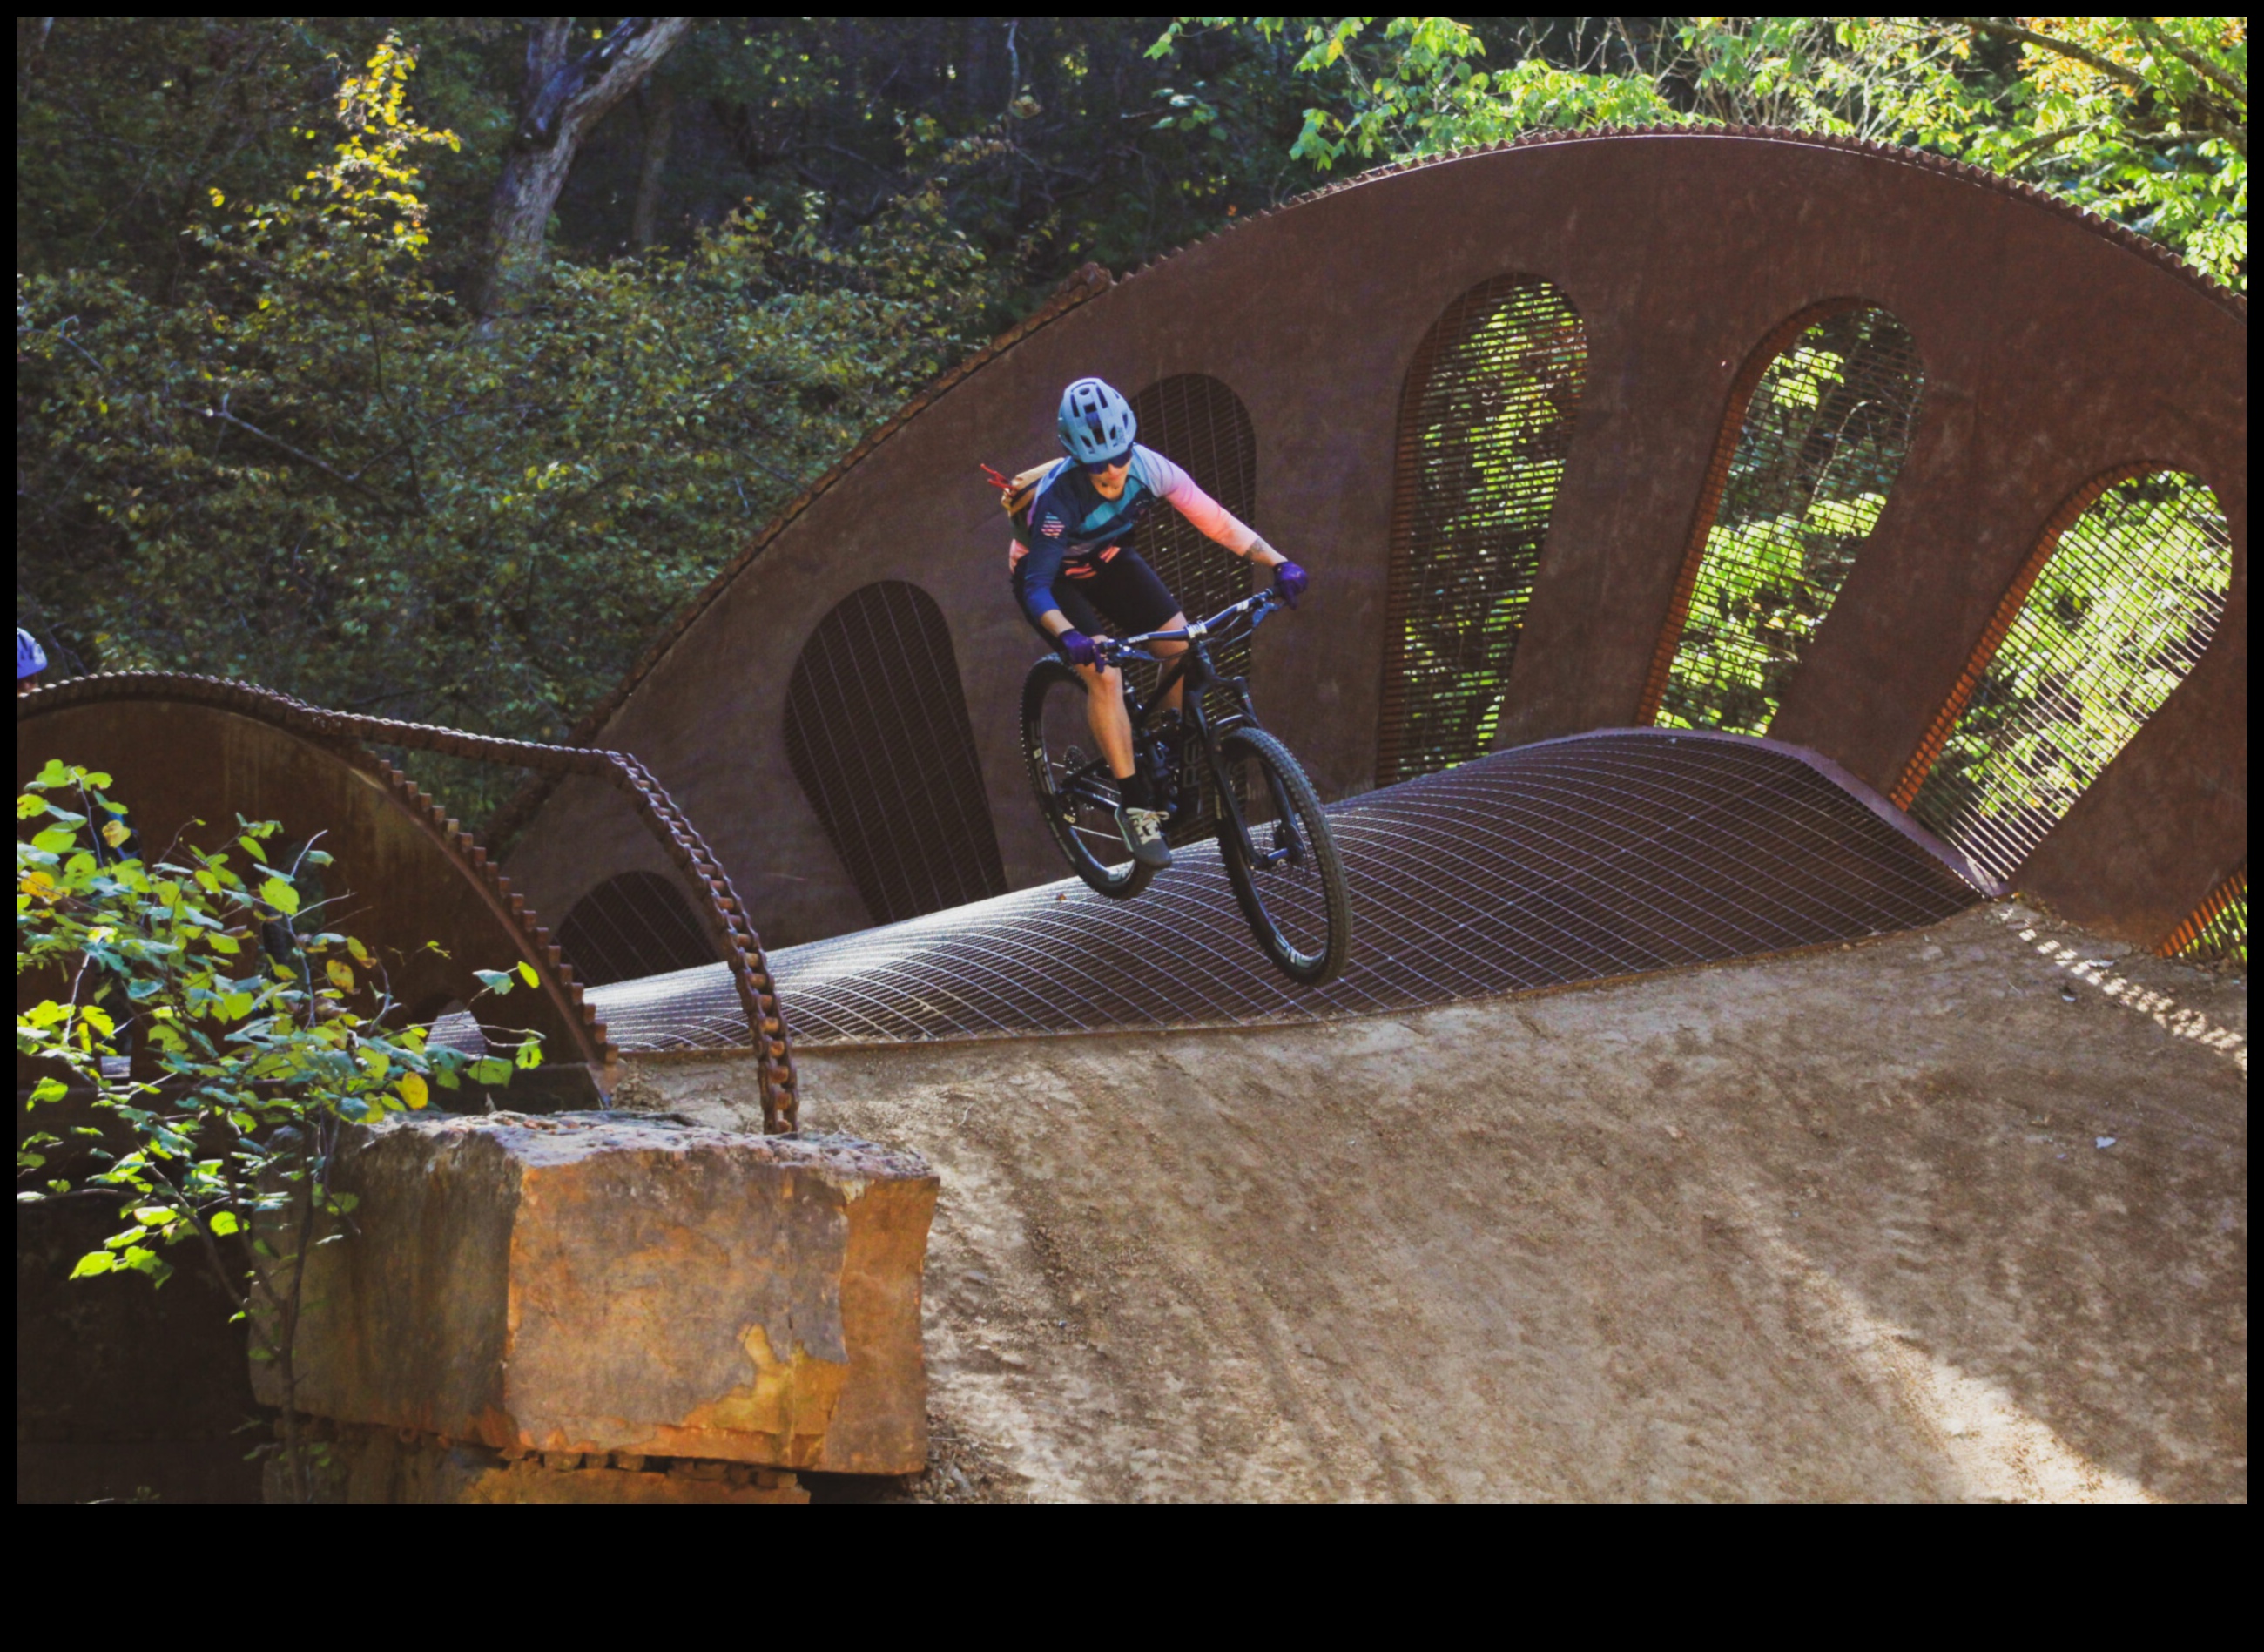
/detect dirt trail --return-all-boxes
[638,905,2247,1502]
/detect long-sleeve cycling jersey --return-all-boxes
[1009,444,1256,625]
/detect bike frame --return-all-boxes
[1069,590,1304,871]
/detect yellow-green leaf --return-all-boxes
[260,877,300,916]
[327,958,356,991]
[397,1072,428,1110]
[516,960,539,988]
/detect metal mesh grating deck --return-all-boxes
[1654,306,1925,735]
[589,730,1985,1051]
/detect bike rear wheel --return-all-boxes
[1021,657,1155,900]
[1214,726,1351,984]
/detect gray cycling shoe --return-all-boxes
[1115,804,1174,870]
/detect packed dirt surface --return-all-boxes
[634,903,2247,1502]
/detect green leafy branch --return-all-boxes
[17,759,542,1500]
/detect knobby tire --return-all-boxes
[1216,726,1351,985]
[1021,657,1155,900]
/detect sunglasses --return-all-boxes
[1082,449,1133,475]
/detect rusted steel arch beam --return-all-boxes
[559,125,2237,775]
[1215,123,2242,314]
[17,673,798,1130]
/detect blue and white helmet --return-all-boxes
[1056,377,1137,466]
[17,629,47,681]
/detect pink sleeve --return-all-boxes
[1142,448,1257,553]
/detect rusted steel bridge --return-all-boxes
[21,128,2247,1090]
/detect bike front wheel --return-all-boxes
[1021,657,1155,900]
[1214,726,1351,984]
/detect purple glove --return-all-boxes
[1273,560,1311,606]
[1058,628,1102,670]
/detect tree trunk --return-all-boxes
[473,17,691,316]
[631,82,676,251]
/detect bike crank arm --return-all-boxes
[1062,775,1122,814]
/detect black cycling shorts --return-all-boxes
[1011,548,1181,659]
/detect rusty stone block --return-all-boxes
[253,1114,934,1474]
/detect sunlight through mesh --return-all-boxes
[1377,275,1587,785]
[1907,472,2230,883]
[1654,306,1924,735]
[2162,869,2246,973]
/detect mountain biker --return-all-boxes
[1003,376,1309,871]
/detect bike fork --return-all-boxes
[1200,732,1300,870]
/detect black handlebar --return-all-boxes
[1095,588,1284,664]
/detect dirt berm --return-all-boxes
[636,904,2247,1503]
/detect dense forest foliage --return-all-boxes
[17,17,2246,819]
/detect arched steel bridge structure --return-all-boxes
[22,129,2246,1100]
[497,126,2244,970]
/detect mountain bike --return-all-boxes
[1020,589,1351,985]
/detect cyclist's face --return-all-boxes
[1087,455,1131,499]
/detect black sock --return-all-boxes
[1119,772,1154,810]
